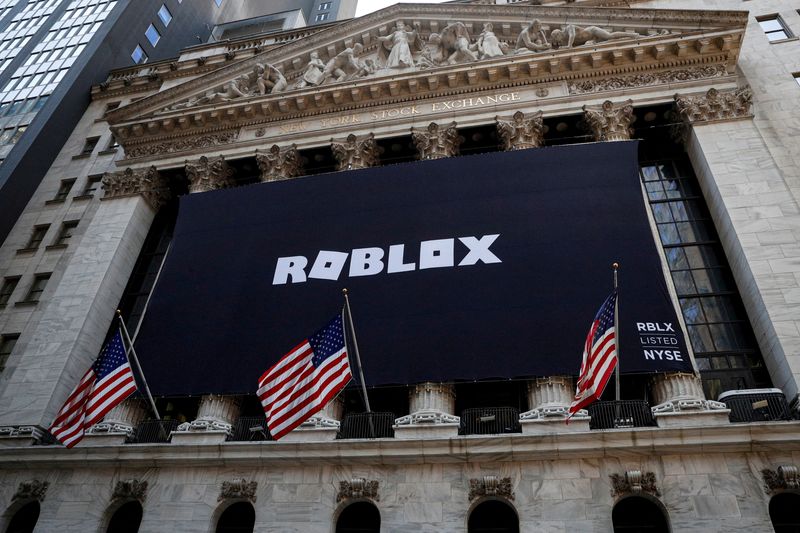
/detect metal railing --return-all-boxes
[459,407,521,435]
[129,419,178,444]
[587,400,657,430]
[719,389,794,423]
[228,416,273,442]
[337,412,395,439]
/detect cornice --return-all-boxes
[0,422,798,469]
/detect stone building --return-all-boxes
[0,0,799,531]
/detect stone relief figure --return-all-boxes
[550,25,641,48]
[515,20,551,53]
[433,22,477,65]
[377,21,422,69]
[295,51,325,88]
[252,63,287,95]
[321,43,366,83]
[169,75,250,110]
[476,23,506,59]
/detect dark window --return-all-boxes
[131,44,147,64]
[319,2,331,9]
[315,13,329,21]
[81,175,103,197]
[640,159,771,399]
[157,4,172,26]
[33,95,48,112]
[0,277,20,305]
[0,333,19,369]
[53,179,76,201]
[106,500,143,533]
[468,500,519,533]
[612,496,669,533]
[757,15,793,41]
[770,492,800,532]
[25,225,49,249]
[5,500,40,533]
[24,273,51,303]
[216,501,254,533]
[336,501,380,533]
[79,137,99,156]
[52,220,78,246]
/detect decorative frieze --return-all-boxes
[337,478,380,502]
[582,99,634,142]
[762,466,799,494]
[610,471,660,497]
[13,480,49,502]
[102,166,170,210]
[331,133,380,170]
[256,144,303,182]
[496,111,544,151]
[673,86,753,124]
[411,122,462,160]
[468,476,514,501]
[219,479,258,502]
[124,130,239,159]
[112,479,148,502]
[567,65,728,94]
[395,382,460,425]
[176,394,240,433]
[185,155,236,193]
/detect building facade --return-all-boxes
[0,0,799,531]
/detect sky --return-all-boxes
[355,0,450,17]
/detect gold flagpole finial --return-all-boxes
[612,262,620,270]
[342,288,349,296]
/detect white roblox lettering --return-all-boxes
[272,234,501,285]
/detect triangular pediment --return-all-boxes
[105,2,747,160]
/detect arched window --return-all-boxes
[612,495,669,533]
[335,501,380,533]
[468,500,519,533]
[106,500,143,533]
[5,501,40,533]
[215,502,255,533]
[770,492,800,533]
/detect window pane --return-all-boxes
[658,223,681,245]
[157,5,172,26]
[671,271,696,294]
[680,298,707,324]
[651,203,674,223]
[665,247,689,270]
[145,24,160,46]
[676,221,713,243]
[687,324,714,352]
[759,19,784,32]
[700,296,742,322]
[691,268,733,293]
[640,166,659,182]
[645,181,665,200]
[766,30,789,41]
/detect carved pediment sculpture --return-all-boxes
[377,21,424,69]
[497,111,544,151]
[331,133,380,171]
[412,122,462,160]
[256,144,303,182]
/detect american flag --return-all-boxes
[258,314,352,440]
[49,330,138,448]
[568,290,618,418]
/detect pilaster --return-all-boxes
[331,133,380,170]
[411,122,462,160]
[650,373,730,427]
[496,111,544,151]
[172,395,241,445]
[394,382,460,439]
[83,398,148,446]
[185,155,235,193]
[519,377,590,434]
[582,100,634,141]
[256,144,303,182]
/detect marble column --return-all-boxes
[519,376,589,434]
[172,395,241,444]
[582,99,634,141]
[185,155,235,193]
[650,372,729,427]
[281,396,343,443]
[394,382,460,439]
[411,122,462,160]
[496,111,544,150]
[256,144,303,182]
[0,167,168,446]
[83,398,148,446]
[331,133,380,170]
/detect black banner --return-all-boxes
[134,141,692,395]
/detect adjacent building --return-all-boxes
[0,0,799,531]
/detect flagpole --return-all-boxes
[613,262,621,403]
[342,289,373,414]
[117,309,161,421]
[130,240,172,344]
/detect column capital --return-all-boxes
[582,99,634,141]
[651,372,729,427]
[411,122,462,160]
[674,86,753,125]
[331,133,380,171]
[101,166,170,210]
[185,155,235,193]
[256,144,303,182]
[496,111,544,151]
